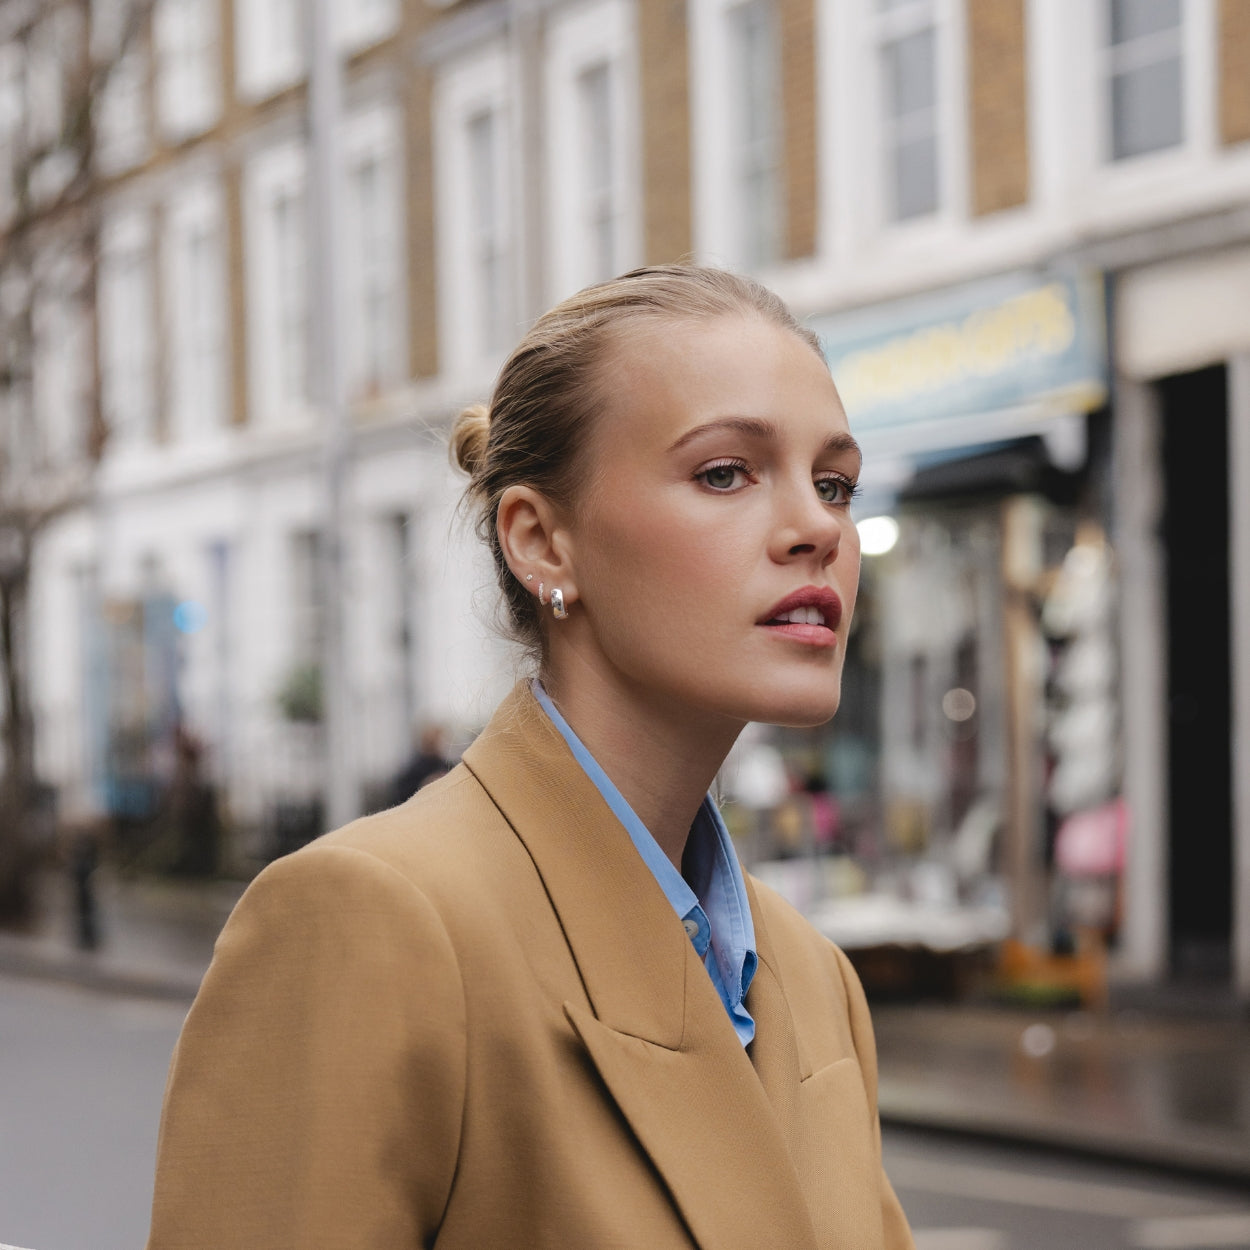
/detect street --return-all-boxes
[2,973,1249,1250]
[0,977,186,1250]
[887,1128,1250,1249]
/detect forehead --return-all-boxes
[595,314,848,450]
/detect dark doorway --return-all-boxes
[1158,364,1232,983]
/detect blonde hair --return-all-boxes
[451,264,825,653]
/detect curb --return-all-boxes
[0,945,203,1003]
[879,1096,1250,1185]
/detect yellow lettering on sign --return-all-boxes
[834,284,1077,412]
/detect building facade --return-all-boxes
[9,0,1250,997]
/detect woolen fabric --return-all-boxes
[146,683,915,1249]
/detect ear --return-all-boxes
[496,485,579,605]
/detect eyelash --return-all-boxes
[694,459,861,504]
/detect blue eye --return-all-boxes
[815,475,857,505]
[697,462,750,491]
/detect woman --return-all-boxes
[147,266,914,1250]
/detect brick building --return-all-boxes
[7,0,1250,998]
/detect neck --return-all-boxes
[541,651,744,870]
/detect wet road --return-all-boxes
[887,1127,1250,1249]
[2,974,1249,1250]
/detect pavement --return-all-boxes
[0,866,242,1002]
[2,866,1248,1184]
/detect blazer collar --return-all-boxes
[462,681,689,1047]
[462,683,820,1250]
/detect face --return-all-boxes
[555,314,862,732]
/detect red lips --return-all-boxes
[758,585,843,631]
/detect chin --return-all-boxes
[738,679,843,729]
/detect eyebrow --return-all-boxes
[666,415,863,465]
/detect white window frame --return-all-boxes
[235,0,304,102]
[543,0,640,301]
[1095,0,1216,171]
[29,8,71,153]
[335,0,400,54]
[693,0,794,270]
[244,138,310,426]
[32,258,89,467]
[288,527,324,665]
[874,0,942,224]
[1029,0,1218,231]
[99,210,155,449]
[821,0,967,264]
[0,42,24,224]
[154,0,221,142]
[165,176,229,441]
[95,41,149,174]
[1102,0,1186,163]
[343,102,406,399]
[433,42,514,380]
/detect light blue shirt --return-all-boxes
[532,681,758,1046]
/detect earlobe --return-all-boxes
[497,486,578,606]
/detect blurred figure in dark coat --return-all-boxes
[390,724,451,806]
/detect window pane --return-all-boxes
[892,132,938,219]
[733,0,777,136]
[272,190,306,403]
[730,0,781,266]
[350,154,394,393]
[468,111,496,240]
[882,27,935,120]
[186,224,223,429]
[1111,56,1183,158]
[579,64,611,201]
[1109,0,1181,46]
[467,110,508,351]
[578,62,615,283]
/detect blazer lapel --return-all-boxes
[463,685,819,1250]
[742,901,805,1134]
[745,879,845,1247]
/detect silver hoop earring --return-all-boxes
[551,588,567,620]
[538,581,546,606]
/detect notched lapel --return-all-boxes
[565,994,820,1250]
[466,686,820,1250]
[462,684,688,1047]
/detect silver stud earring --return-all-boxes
[525,573,533,582]
[538,581,547,605]
[551,588,567,620]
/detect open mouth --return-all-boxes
[766,605,830,628]
[758,586,842,637]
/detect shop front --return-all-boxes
[1113,243,1250,1002]
[732,271,1113,1000]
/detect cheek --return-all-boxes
[580,499,742,635]
[583,489,702,586]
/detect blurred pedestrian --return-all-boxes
[167,724,220,876]
[59,799,107,952]
[388,722,451,805]
[147,267,914,1249]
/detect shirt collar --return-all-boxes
[530,680,757,1029]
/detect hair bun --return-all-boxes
[450,402,490,477]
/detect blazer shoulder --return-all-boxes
[301,761,503,878]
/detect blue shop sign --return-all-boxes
[808,271,1107,439]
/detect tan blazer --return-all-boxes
[147,685,914,1250]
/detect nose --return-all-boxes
[768,480,845,566]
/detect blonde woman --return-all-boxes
[148,266,914,1250]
